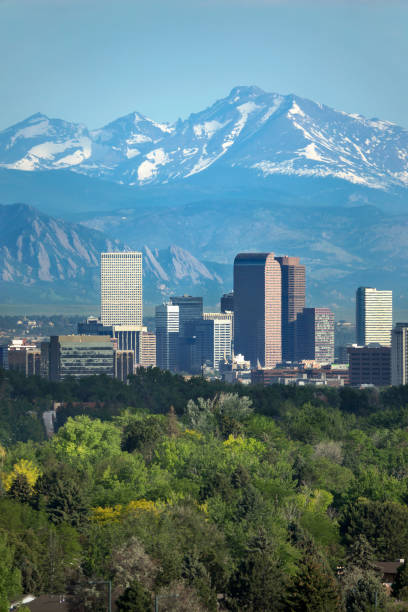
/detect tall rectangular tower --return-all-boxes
[356,287,392,347]
[275,256,305,361]
[155,303,179,372]
[296,307,335,363]
[234,253,281,368]
[391,323,408,386]
[100,252,142,326]
[169,296,203,336]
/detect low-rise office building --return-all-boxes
[8,339,41,376]
[348,344,391,387]
[49,335,115,381]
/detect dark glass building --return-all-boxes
[220,292,234,313]
[169,296,203,336]
[348,344,391,387]
[275,256,305,361]
[233,253,282,368]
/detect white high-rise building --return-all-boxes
[155,303,179,371]
[356,287,392,347]
[212,318,232,370]
[391,323,408,386]
[100,252,142,326]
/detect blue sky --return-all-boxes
[1,0,407,129]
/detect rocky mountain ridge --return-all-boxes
[0,203,229,307]
[1,86,408,194]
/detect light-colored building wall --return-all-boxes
[212,318,232,370]
[101,252,142,326]
[140,331,156,367]
[356,287,392,347]
[155,303,179,371]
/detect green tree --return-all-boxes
[116,581,152,611]
[121,416,166,458]
[0,534,21,612]
[341,536,386,611]
[52,415,121,467]
[227,530,285,611]
[34,467,88,526]
[393,561,408,600]
[286,553,342,611]
[340,500,408,559]
[7,472,33,504]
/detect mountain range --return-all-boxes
[2,86,408,195]
[0,203,230,308]
[1,86,408,317]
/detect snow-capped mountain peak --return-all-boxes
[1,87,408,191]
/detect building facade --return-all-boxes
[275,256,306,361]
[356,287,393,347]
[100,252,143,326]
[139,331,156,367]
[348,345,391,387]
[169,296,203,336]
[234,253,282,368]
[182,318,232,373]
[114,350,135,382]
[296,307,335,364]
[203,311,234,341]
[77,316,112,336]
[220,292,234,313]
[155,303,179,372]
[391,323,408,386]
[0,344,9,370]
[49,335,114,381]
[8,339,41,376]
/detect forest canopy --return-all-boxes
[1,367,408,610]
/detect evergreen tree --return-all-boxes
[285,553,342,611]
[116,581,152,611]
[393,560,408,600]
[34,468,88,526]
[286,528,341,611]
[346,535,377,572]
[341,535,386,611]
[7,473,32,504]
[227,530,285,611]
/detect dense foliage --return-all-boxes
[2,367,408,610]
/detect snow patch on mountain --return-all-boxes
[2,87,408,192]
[193,120,227,139]
[9,119,51,147]
[137,148,171,182]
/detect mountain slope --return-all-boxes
[0,204,229,306]
[1,87,408,194]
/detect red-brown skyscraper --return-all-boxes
[275,256,306,361]
[234,253,281,368]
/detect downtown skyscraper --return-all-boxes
[356,287,392,347]
[276,256,305,361]
[100,252,143,326]
[234,253,282,368]
[155,303,179,372]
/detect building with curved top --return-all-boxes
[233,252,281,368]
